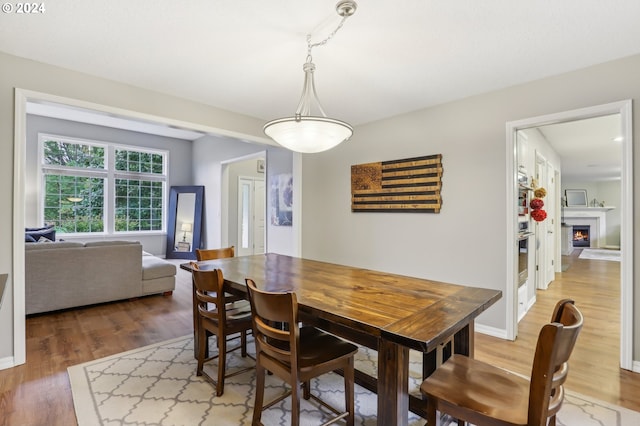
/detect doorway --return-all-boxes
[221,155,267,255]
[11,89,291,369]
[237,177,266,256]
[506,100,633,369]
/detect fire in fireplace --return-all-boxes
[572,225,590,247]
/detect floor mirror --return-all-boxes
[166,186,204,259]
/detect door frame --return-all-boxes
[505,100,633,370]
[221,152,267,252]
[236,175,265,256]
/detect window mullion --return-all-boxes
[43,166,108,179]
[106,146,115,234]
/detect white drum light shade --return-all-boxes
[263,116,353,154]
[263,0,357,154]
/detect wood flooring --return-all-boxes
[0,253,638,425]
[475,249,640,412]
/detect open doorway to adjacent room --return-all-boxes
[221,154,267,256]
[506,100,633,370]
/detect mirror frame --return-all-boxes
[166,185,204,259]
[565,189,588,207]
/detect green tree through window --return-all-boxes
[40,135,167,235]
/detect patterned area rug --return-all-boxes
[68,335,640,425]
[579,248,621,262]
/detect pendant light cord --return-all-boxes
[306,14,350,60]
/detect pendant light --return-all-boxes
[263,0,357,153]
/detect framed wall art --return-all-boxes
[351,154,442,213]
[270,174,293,226]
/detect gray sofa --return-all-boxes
[25,240,176,315]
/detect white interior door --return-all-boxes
[535,153,555,290]
[535,153,548,290]
[237,177,265,256]
[545,163,556,283]
[254,179,265,254]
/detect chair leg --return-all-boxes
[549,415,556,426]
[217,332,226,396]
[241,330,248,357]
[345,357,355,426]
[291,379,301,426]
[253,364,265,426]
[196,322,207,376]
[426,395,437,426]
[303,381,311,400]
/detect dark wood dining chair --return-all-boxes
[245,278,358,426]
[196,246,235,261]
[190,263,253,396]
[192,246,248,354]
[420,299,583,426]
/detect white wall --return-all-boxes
[191,135,295,255]
[518,128,562,183]
[301,54,640,346]
[561,180,621,247]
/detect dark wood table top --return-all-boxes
[181,253,501,353]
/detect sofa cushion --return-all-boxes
[142,256,176,280]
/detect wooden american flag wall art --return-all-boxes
[351,154,442,213]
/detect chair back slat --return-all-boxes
[246,279,299,368]
[191,266,226,322]
[196,246,235,261]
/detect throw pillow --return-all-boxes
[25,225,56,242]
[25,234,37,243]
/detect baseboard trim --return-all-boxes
[632,360,640,373]
[0,355,16,371]
[475,323,509,340]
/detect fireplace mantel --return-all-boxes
[562,207,614,248]
[563,207,615,215]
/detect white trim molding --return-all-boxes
[11,89,27,368]
[506,100,633,369]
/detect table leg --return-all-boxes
[377,338,409,426]
[453,321,475,357]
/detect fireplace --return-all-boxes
[572,225,590,247]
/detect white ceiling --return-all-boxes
[2,0,637,179]
[537,115,622,182]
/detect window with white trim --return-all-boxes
[40,134,167,235]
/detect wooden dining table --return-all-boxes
[181,253,501,426]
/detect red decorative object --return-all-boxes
[530,198,544,210]
[531,209,547,222]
